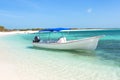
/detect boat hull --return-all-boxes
[33,35,104,50]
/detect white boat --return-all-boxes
[33,35,104,50]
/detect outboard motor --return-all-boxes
[33,36,40,43]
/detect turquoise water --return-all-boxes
[23,29,120,66]
[0,29,120,80]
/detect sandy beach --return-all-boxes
[0,31,38,36]
[0,31,37,80]
[0,30,120,80]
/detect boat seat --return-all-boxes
[57,37,66,43]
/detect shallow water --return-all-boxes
[0,29,120,80]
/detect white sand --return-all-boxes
[0,63,20,80]
[0,31,38,36]
[0,41,20,80]
[0,31,37,80]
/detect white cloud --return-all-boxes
[87,8,92,13]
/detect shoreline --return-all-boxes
[0,28,113,36]
[0,29,103,36]
[0,31,38,37]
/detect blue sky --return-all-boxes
[0,0,120,29]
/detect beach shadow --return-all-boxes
[27,46,96,57]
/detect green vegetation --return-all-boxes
[0,25,44,32]
[18,28,43,31]
[0,25,7,31]
[0,25,88,32]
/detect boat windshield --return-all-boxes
[38,28,70,43]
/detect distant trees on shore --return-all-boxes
[17,28,43,31]
[0,25,83,32]
[0,25,44,32]
[0,25,7,31]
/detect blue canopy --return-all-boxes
[39,28,70,32]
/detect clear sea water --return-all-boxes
[0,29,120,80]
